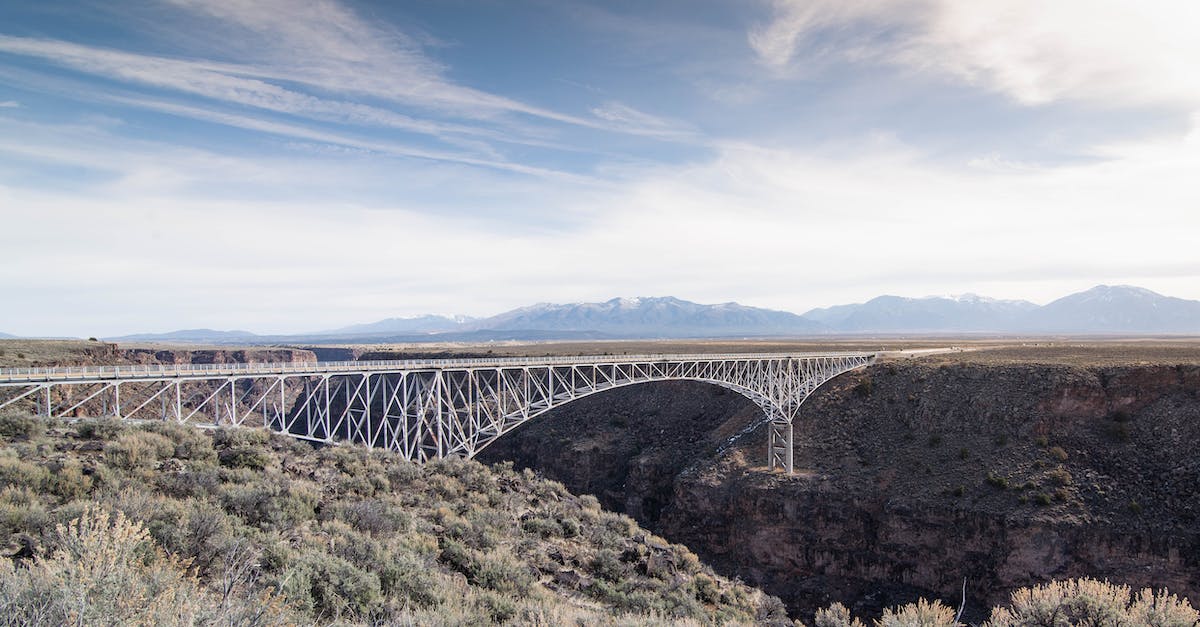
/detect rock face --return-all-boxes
[120,348,317,365]
[478,381,762,524]
[478,359,1200,621]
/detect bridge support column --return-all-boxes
[767,419,793,474]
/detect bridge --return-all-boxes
[0,352,875,473]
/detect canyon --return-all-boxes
[479,349,1200,621]
[5,339,1198,622]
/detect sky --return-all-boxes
[1,0,1199,337]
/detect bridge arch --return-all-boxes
[467,376,779,460]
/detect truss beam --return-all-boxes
[0,352,875,473]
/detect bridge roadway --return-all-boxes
[0,351,881,473]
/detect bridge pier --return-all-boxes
[767,419,793,474]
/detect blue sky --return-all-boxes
[1,0,1198,336]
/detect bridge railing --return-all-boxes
[0,352,876,383]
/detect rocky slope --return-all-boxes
[0,414,788,625]
[0,340,316,369]
[479,356,1200,621]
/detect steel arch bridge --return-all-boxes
[0,352,875,473]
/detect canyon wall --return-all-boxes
[478,359,1200,620]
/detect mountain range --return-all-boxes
[4,285,1195,343]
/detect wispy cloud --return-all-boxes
[109,97,593,180]
[750,0,1200,109]
[590,101,695,140]
[0,100,18,108]
[164,0,591,125]
[0,0,697,170]
[0,35,521,142]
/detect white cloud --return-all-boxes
[160,0,585,123]
[3,111,1199,336]
[590,101,695,140]
[0,100,18,108]
[751,0,1200,109]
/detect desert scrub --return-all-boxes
[75,417,126,440]
[0,412,787,625]
[0,505,297,626]
[985,578,1199,626]
[1047,467,1073,486]
[0,411,44,441]
[985,471,1010,490]
[104,429,175,470]
[1047,445,1069,462]
[877,598,957,626]
[140,420,218,462]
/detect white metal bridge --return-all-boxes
[0,352,875,473]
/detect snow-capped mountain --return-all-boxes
[98,286,1200,344]
[1020,285,1200,333]
[480,296,824,337]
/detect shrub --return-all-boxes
[104,430,174,470]
[0,506,299,625]
[218,445,276,470]
[0,412,44,441]
[0,485,50,538]
[1048,446,1069,462]
[1047,468,1073,486]
[46,459,93,500]
[0,454,51,491]
[693,572,720,604]
[284,551,383,620]
[986,578,1199,626]
[140,421,217,462]
[521,514,563,538]
[75,418,125,440]
[211,426,270,449]
[878,598,957,626]
[222,480,317,529]
[380,551,443,608]
[814,602,866,627]
[986,471,1010,490]
[334,499,410,536]
[588,548,626,582]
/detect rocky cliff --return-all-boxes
[0,340,317,368]
[479,357,1200,621]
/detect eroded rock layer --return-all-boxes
[479,359,1200,620]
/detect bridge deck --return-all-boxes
[0,351,875,384]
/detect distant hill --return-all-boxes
[94,286,1200,343]
[803,294,1037,333]
[481,296,825,338]
[107,328,260,342]
[1021,285,1200,333]
[321,314,475,336]
[0,331,17,339]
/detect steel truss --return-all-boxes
[0,352,874,473]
